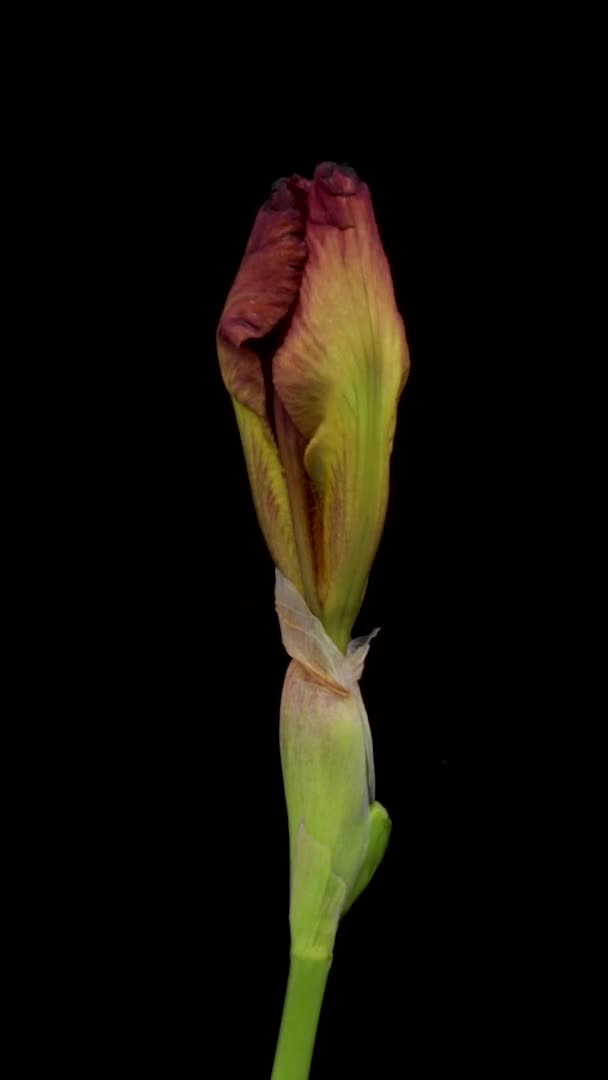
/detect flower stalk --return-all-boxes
[271,954,332,1080]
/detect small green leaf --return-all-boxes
[341,802,391,917]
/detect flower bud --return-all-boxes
[217,163,409,651]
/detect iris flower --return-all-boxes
[217,162,409,1079]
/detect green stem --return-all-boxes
[271,952,332,1080]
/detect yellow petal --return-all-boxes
[230,397,302,592]
[273,164,409,650]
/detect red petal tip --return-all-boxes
[315,161,361,196]
[265,175,311,214]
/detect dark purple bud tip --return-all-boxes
[268,177,297,211]
[267,174,310,215]
[316,161,360,195]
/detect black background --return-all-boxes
[9,40,603,1077]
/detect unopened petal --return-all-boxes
[273,163,409,650]
[216,178,311,584]
[231,399,303,591]
[216,177,309,419]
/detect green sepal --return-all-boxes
[289,821,347,960]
